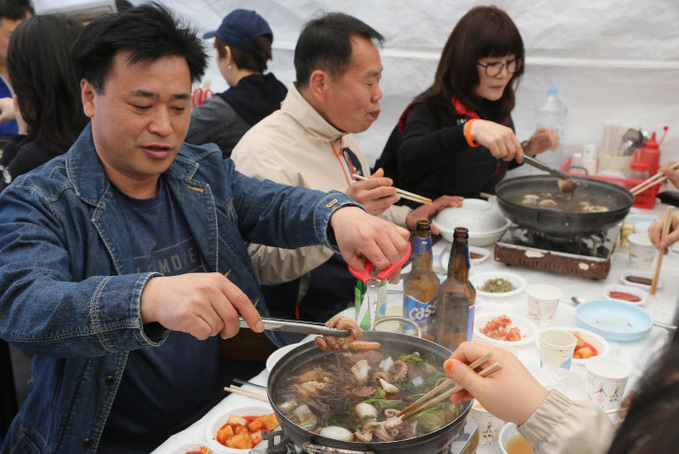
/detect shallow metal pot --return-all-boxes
[267,331,471,454]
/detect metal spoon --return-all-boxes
[523,155,578,194]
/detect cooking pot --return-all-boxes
[267,331,472,454]
[494,175,634,237]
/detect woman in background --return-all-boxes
[376,6,558,205]
[185,9,287,158]
[0,14,87,191]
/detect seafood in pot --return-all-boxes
[314,315,381,351]
[272,348,464,443]
[515,191,610,213]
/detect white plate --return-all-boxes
[266,341,308,373]
[440,246,490,271]
[602,284,648,306]
[169,442,213,454]
[473,312,538,346]
[205,404,274,453]
[470,271,526,298]
[548,326,610,365]
[619,269,662,290]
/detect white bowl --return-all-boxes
[474,312,538,347]
[432,199,510,246]
[266,341,310,373]
[499,423,527,454]
[548,326,610,365]
[205,405,274,453]
[602,284,648,306]
[470,271,526,298]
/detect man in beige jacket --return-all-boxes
[231,12,460,326]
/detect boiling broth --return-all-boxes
[272,349,463,442]
[506,433,532,454]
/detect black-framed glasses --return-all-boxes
[477,58,522,77]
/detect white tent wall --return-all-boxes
[35,0,679,178]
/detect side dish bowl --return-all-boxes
[470,271,526,298]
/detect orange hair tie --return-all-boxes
[464,119,479,147]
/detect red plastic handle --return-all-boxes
[348,242,412,284]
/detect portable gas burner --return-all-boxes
[261,417,478,454]
[493,223,622,279]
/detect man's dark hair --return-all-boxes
[294,12,383,89]
[8,14,87,155]
[72,2,207,93]
[0,0,33,20]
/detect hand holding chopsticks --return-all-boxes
[631,161,679,196]
[352,174,432,205]
[395,352,500,422]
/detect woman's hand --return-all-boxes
[470,120,524,162]
[406,195,464,233]
[648,211,679,251]
[525,127,559,156]
[444,340,548,425]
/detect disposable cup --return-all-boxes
[526,284,562,328]
[585,356,630,411]
[628,233,655,270]
[470,400,504,446]
[538,329,577,370]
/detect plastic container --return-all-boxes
[629,159,648,181]
[639,132,660,176]
[535,88,568,153]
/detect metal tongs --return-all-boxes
[238,316,351,337]
[349,242,411,330]
[523,155,578,193]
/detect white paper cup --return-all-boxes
[628,233,655,270]
[538,329,577,370]
[470,400,504,446]
[526,284,562,328]
[585,356,630,412]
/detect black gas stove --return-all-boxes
[494,222,622,279]
[259,417,478,454]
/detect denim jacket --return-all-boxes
[0,124,356,453]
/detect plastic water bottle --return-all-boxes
[535,88,568,155]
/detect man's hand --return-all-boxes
[648,211,679,251]
[330,206,409,283]
[406,195,464,234]
[345,168,399,216]
[525,127,559,156]
[660,161,679,190]
[470,119,524,162]
[0,97,16,125]
[140,272,263,340]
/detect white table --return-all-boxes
[152,204,679,454]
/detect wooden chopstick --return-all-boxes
[631,162,679,195]
[352,174,432,205]
[223,385,269,403]
[400,361,501,421]
[651,205,674,295]
[397,352,495,418]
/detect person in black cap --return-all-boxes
[185,9,287,158]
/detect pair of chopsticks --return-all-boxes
[352,174,432,205]
[630,162,679,195]
[396,352,500,422]
[224,384,269,403]
[651,205,675,295]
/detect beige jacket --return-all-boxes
[519,389,616,454]
[231,83,410,285]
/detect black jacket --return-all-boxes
[0,135,60,192]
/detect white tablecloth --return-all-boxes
[152,205,678,454]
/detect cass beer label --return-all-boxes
[413,237,432,256]
[403,294,433,335]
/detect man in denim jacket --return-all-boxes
[0,4,409,453]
